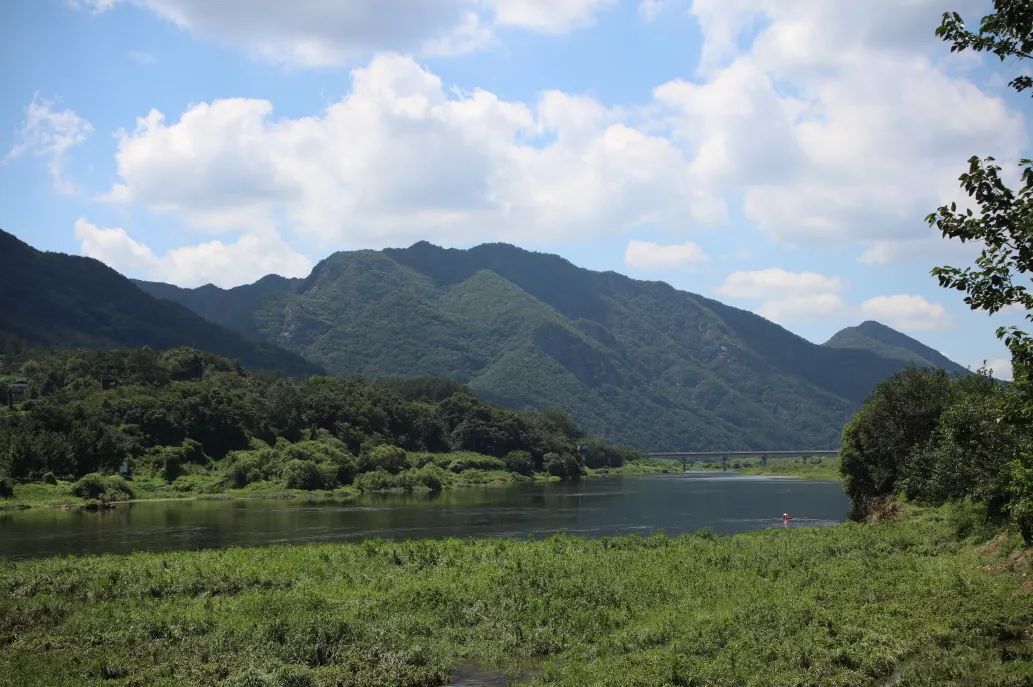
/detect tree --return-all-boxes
[929,2,1033,542]
[928,2,1033,367]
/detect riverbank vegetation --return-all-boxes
[1,505,1030,686]
[691,456,841,481]
[0,343,649,510]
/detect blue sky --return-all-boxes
[2,0,1030,377]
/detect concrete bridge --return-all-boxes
[646,450,839,471]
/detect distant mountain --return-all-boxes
[134,241,930,452]
[0,229,320,376]
[823,320,970,377]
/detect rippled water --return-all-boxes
[0,472,849,560]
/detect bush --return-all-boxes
[71,473,107,499]
[283,460,336,491]
[362,445,407,474]
[42,471,58,485]
[0,477,13,499]
[504,450,534,476]
[72,473,135,501]
[354,468,399,492]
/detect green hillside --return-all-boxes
[823,320,970,376]
[0,229,320,377]
[133,241,934,451]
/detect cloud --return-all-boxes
[714,268,847,324]
[652,0,1026,256]
[985,357,1013,381]
[101,53,721,250]
[859,294,953,331]
[77,0,618,66]
[74,218,312,288]
[624,239,708,270]
[3,95,93,195]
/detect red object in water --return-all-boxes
[782,513,791,521]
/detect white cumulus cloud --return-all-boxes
[859,294,953,331]
[715,268,847,324]
[74,218,312,288]
[624,239,709,270]
[653,0,1026,256]
[101,53,721,250]
[77,0,618,66]
[4,95,93,195]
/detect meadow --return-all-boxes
[1,504,1030,686]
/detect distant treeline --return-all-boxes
[0,341,644,492]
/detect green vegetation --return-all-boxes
[135,241,951,452]
[1,507,1030,686]
[835,0,1033,546]
[0,344,651,510]
[0,230,320,377]
[823,321,970,377]
[688,456,841,481]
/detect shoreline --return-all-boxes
[0,461,674,513]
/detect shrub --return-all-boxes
[0,477,13,499]
[42,471,58,485]
[363,445,407,474]
[71,473,107,500]
[283,460,335,491]
[72,473,135,501]
[504,450,534,476]
[354,468,399,492]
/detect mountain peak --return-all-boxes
[824,321,968,376]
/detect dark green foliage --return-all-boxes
[840,367,954,516]
[581,438,643,469]
[282,460,335,491]
[42,471,57,486]
[134,242,956,451]
[504,450,534,476]
[0,229,320,377]
[839,365,1033,540]
[0,345,623,489]
[0,477,12,498]
[71,473,135,501]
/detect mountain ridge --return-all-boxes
[0,229,321,376]
[131,240,947,451]
[823,320,969,376]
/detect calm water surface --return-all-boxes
[0,473,849,560]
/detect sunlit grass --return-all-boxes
[1,507,1031,686]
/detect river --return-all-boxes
[0,472,849,560]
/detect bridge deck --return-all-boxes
[647,450,839,459]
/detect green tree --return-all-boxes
[928,2,1033,365]
[839,367,953,518]
[929,1,1033,541]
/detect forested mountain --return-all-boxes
[0,230,319,376]
[823,321,970,377]
[134,241,940,451]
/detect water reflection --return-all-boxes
[0,473,849,560]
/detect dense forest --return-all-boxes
[0,339,644,504]
[136,241,965,451]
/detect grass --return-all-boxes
[0,459,672,512]
[1,506,1031,686]
[691,456,842,481]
